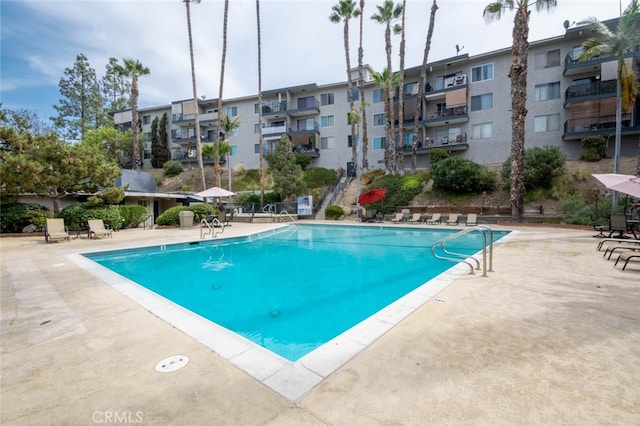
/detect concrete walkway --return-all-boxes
[1,222,638,425]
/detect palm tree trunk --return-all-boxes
[215,0,230,189]
[385,23,396,173]
[612,63,623,212]
[396,0,406,175]
[184,0,206,191]
[131,77,141,171]
[412,0,438,173]
[256,0,264,207]
[358,0,369,171]
[342,19,358,184]
[509,5,530,221]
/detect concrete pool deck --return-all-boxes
[1,222,638,425]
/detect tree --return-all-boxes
[411,0,438,173]
[0,128,121,214]
[113,58,150,171]
[372,67,400,173]
[101,57,131,117]
[330,0,361,181]
[396,0,406,174]
[357,0,369,171]
[256,0,265,207]
[154,113,171,167]
[183,0,206,191]
[52,53,105,141]
[81,126,133,168]
[214,0,231,189]
[220,114,240,191]
[266,135,307,200]
[371,0,403,173]
[579,0,640,210]
[484,0,557,220]
[1,106,52,135]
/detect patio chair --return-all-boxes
[88,219,112,239]
[608,214,628,238]
[391,212,404,223]
[590,214,609,238]
[45,218,70,243]
[445,213,459,225]
[409,213,422,224]
[426,213,441,225]
[465,213,478,226]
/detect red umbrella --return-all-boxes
[358,188,387,204]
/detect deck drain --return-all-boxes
[154,355,189,373]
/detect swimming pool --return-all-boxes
[75,223,510,399]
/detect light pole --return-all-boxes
[227,151,232,192]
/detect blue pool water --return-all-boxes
[84,224,507,361]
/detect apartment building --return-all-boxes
[115,18,639,173]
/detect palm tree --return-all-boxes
[113,58,150,171]
[256,0,265,207]
[372,68,399,173]
[183,0,206,191]
[411,0,438,173]
[214,0,230,189]
[371,0,403,173]
[220,114,240,191]
[357,0,369,171]
[484,0,557,221]
[397,0,406,174]
[579,0,640,211]
[330,0,361,180]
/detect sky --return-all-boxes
[0,0,627,123]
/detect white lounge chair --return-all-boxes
[426,213,441,225]
[45,218,70,243]
[465,213,478,226]
[391,212,404,223]
[446,213,459,225]
[88,219,112,239]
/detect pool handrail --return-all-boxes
[279,210,297,223]
[201,217,224,239]
[431,225,494,276]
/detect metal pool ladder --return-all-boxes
[201,217,224,239]
[431,225,495,276]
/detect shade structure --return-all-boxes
[358,188,387,205]
[592,174,640,199]
[195,186,235,198]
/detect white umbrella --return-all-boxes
[195,187,235,198]
[592,174,640,199]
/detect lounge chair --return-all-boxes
[465,213,478,226]
[409,213,422,224]
[88,219,112,239]
[45,218,70,243]
[445,213,459,225]
[426,213,441,225]
[614,250,640,270]
[391,212,404,223]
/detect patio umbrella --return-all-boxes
[358,188,387,204]
[592,174,640,199]
[195,186,236,198]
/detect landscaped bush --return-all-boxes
[363,173,425,214]
[429,148,449,165]
[303,167,337,189]
[118,205,150,229]
[0,202,50,233]
[431,157,496,194]
[502,145,566,191]
[59,204,123,231]
[155,204,214,226]
[325,205,344,220]
[580,135,607,161]
[163,160,183,178]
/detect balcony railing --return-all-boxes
[564,114,633,134]
[262,124,287,135]
[262,101,287,114]
[400,132,468,154]
[565,79,616,102]
[291,121,320,133]
[426,106,468,120]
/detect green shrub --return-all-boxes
[295,155,311,170]
[362,173,424,214]
[502,145,566,191]
[429,148,449,165]
[0,203,50,233]
[580,135,607,161]
[580,151,602,162]
[155,204,214,226]
[118,205,150,229]
[431,157,496,194]
[58,204,123,231]
[303,167,338,188]
[163,160,183,178]
[325,205,344,220]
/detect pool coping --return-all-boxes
[67,225,516,401]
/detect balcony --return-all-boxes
[424,105,468,126]
[262,101,287,116]
[563,114,635,140]
[287,97,320,117]
[565,79,616,106]
[262,124,288,140]
[401,132,469,155]
[172,151,225,165]
[172,112,218,127]
[563,48,638,76]
[294,144,320,158]
[424,74,468,100]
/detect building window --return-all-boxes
[471,64,493,82]
[534,114,560,132]
[470,93,493,111]
[535,49,561,69]
[373,113,385,126]
[472,122,492,139]
[320,115,335,127]
[226,106,238,117]
[142,115,151,125]
[534,82,561,101]
[373,88,383,103]
[348,135,359,147]
[143,149,151,159]
[347,88,360,102]
[404,82,418,95]
[320,136,335,149]
[321,92,335,105]
[373,136,386,150]
[230,145,238,156]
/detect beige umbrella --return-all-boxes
[592,174,640,199]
